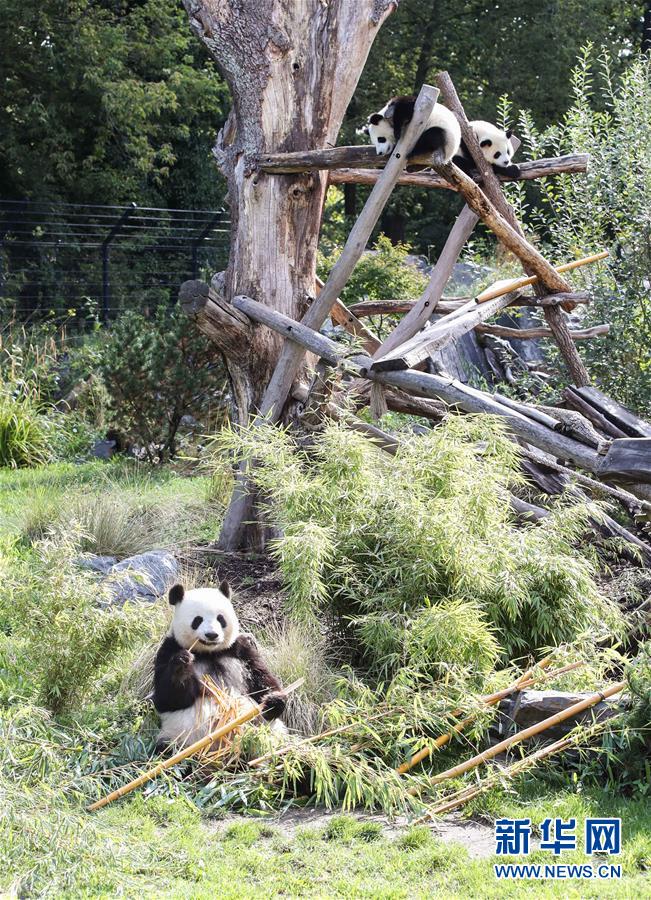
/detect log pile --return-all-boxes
[180,72,651,558]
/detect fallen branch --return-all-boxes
[476,323,609,341]
[348,292,589,318]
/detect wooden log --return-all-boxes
[370,205,480,360]
[179,279,251,362]
[476,323,609,341]
[429,682,625,784]
[598,439,651,483]
[327,154,590,189]
[492,394,563,431]
[370,287,530,372]
[316,276,381,353]
[573,386,651,439]
[564,387,628,439]
[261,145,588,178]
[348,292,589,317]
[230,295,609,473]
[436,70,593,387]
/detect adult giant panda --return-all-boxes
[365,95,461,163]
[454,121,521,178]
[153,582,286,748]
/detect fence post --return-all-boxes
[190,209,224,280]
[101,202,137,323]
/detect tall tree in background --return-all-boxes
[0,0,229,208]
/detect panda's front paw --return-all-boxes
[172,649,195,680]
[261,690,286,722]
[500,163,521,179]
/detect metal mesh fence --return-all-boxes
[0,199,230,324]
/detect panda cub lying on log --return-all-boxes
[364,95,520,178]
[154,582,286,749]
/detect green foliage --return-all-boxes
[99,307,227,461]
[0,0,229,207]
[318,233,427,308]
[514,49,651,412]
[0,391,51,468]
[214,417,622,672]
[8,539,161,712]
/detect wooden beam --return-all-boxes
[571,386,651,439]
[598,439,651,482]
[179,279,251,361]
[563,387,628,439]
[348,291,589,318]
[316,276,381,353]
[436,70,591,387]
[231,294,605,473]
[260,146,588,179]
[475,323,609,341]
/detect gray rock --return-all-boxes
[91,439,117,460]
[78,550,178,605]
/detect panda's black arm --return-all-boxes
[232,635,286,721]
[153,637,201,713]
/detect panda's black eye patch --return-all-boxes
[191,616,203,630]
[377,136,387,143]
[494,151,501,159]
[217,614,227,628]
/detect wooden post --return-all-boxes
[436,70,591,387]
[258,83,440,421]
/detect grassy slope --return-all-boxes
[1,463,649,898]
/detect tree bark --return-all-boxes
[182,0,395,547]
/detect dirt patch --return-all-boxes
[220,807,497,859]
[177,547,287,633]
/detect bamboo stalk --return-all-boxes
[476,252,609,304]
[398,657,586,778]
[87,678,305,812]
[429,681,624,785]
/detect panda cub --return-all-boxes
[154,582,286,749]
[454,121,521,178]
[365,95,461,163]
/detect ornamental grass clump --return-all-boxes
[215,415,622,674]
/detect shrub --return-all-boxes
[512,48,651,412]
[215,417,622,673]
[99,307,227,461]
[9,540,160,712]
[318,233,427,311]
[0,392,51,468]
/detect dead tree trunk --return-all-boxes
[182,0,395,548]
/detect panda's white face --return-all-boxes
[471,121,514,168]
[367,114,396,155]
[169,584,240,652]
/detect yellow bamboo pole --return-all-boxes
[397,656,557,775]
[87,677,304,812]
[429,680,624,785]
[475,251,609,304]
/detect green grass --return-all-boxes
[0,460,648,898]
[2,795,649,898]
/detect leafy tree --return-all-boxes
[0,0,229,208]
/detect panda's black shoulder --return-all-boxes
[389,95,416,116]
[155,635,182,668]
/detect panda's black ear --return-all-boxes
[506,129,513,139]
[219,579,232,600]
[480,138,492,148]
[369,113,383,125]
[169,584,185,605]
